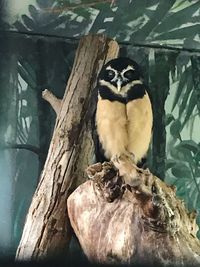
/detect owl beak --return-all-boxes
[117,79,122,92]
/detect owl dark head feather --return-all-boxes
[98,57,143,93]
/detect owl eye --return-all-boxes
[107,70,115,79]
[124,69,135,79]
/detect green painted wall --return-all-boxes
[0,0,200,258]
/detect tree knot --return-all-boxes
[86,162,126,202]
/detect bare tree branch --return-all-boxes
[42,89,62,115]
[45,0,114,13]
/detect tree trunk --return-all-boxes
[150,51,170,179]
[67,158,200,266]
[15,34,119,260]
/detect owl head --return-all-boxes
[98,57,143,95]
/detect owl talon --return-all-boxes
[111,155,120,164]
[129,152,135,162]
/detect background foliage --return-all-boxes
[1,0,200,258]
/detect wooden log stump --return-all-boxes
[67,156,200,266]
[15,34,119,260]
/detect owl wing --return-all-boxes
[87,86,108,163]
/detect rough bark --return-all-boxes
[67,156,200,266]
[15,34,119,260]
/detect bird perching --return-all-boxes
[94,57,153,169]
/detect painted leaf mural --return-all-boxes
[0,0,200,258]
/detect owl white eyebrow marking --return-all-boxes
[106,65,118,73]
[121,65,135,75]
[106,65,118,81]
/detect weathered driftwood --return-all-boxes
[67,156,200,266]
[15,34,119,260]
